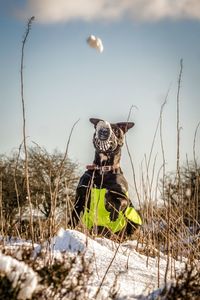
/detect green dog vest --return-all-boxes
[82,188,142,233]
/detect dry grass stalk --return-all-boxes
[0,169,3,236]
[49,119,79,238]
[20,16,35,244]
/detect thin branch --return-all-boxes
[13,142,23,235]
[94,227,126,298]
[193,122,200,170]
[125,105,141,205]
[20,16,35,244]
[159,90,169,205]
[176,59,183,187]
[148,86,170,172]
[50,119,80,236]
[0,167,3,236]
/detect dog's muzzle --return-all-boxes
[98,127,110,140]
[94,121,118,152]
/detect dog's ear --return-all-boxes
[89,118,102,127]
[116,122,135,133]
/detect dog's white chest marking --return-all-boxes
[99,153,108,163]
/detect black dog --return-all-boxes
[71,118,142,236]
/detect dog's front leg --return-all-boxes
[70,171,93,228]
[105,191,128,221]
[70,188,86,227]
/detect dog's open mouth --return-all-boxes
[94,121,118,152]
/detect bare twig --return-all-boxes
[20,16,35,244]
[13,142,23,237]
[94,227,126,298]
[0,168,3,236]
[125,105,141,205]
[193,122,200,170]
[159,92,169,205]
[50,119,80,237]
[176,59,183,189]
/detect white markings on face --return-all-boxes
[94,120,118,152]
[95,121,111,140]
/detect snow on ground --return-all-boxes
[0,252,38,299]
[0,229,184,299]
[52,228,184,299]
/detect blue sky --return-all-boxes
[0,1,200,201]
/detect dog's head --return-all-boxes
[90,118,134,153]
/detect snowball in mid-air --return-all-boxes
[87,35,103,53]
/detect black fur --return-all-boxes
[71,118,139,235]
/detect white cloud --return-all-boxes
[16,0,200,23]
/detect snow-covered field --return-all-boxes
[0,228,184,299]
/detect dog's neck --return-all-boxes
[93,149,121,168]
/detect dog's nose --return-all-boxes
[98,127,110,140]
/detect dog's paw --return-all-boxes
[105,191,128,221]
[119,198,128,211]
